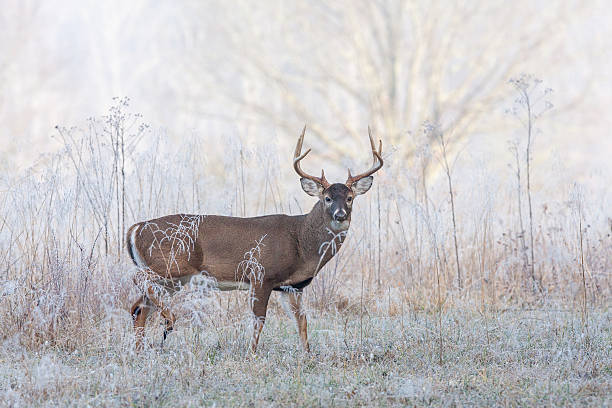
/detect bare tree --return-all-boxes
[179,0,575,169]
[0,2,50,165]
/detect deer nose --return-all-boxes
[334,209,347,222]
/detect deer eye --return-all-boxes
[347,196,353,203]
[325,197,332,203]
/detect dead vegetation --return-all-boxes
[0,96,610,406]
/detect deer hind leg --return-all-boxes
[280,290,310,352]
[143,283,177,348]
[131,295,152,351]
[250,285,272,354]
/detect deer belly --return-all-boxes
[171,274,250,292]
[214,281,251,291]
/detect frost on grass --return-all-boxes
[142,214,205,268]
[0,308,610,406]
[0,97,610,405]
[236,234,267,288]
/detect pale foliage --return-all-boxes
[0,97,610,405]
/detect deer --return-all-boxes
[127,126,383,352]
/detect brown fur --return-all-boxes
[128,128,382,352]
[128,199,347,352]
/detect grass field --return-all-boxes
[1,300,610,407]
[1,96,611,406]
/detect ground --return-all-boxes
[1,303,610,407]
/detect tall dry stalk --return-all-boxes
[524,92,536,292]
[578,213,588,333]
[430,124,462,290]
[572,184,589,335]
[509,75,553,293]
[422,209,444,365]
[509,140,530,277]
[377,183,382,289]
[57,97,146,260]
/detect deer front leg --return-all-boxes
[280,290,310,352]
[250,285,272,353]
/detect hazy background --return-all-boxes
[1,0,610,188]
[1,3,611,405]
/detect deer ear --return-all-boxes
[351,176,373,195]
[300,178,324,196]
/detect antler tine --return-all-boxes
[346,127,384,186]
[293,125,330,188]
[368,126,383,157]
[294,125,307,158]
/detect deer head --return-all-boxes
[293,126,384,232]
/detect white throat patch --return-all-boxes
[330,220,350,231]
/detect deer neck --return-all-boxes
[298,201,348,273]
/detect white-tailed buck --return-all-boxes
[128,126,383,352]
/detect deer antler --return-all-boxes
[293,125,330,188]
[346,126,383,186]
